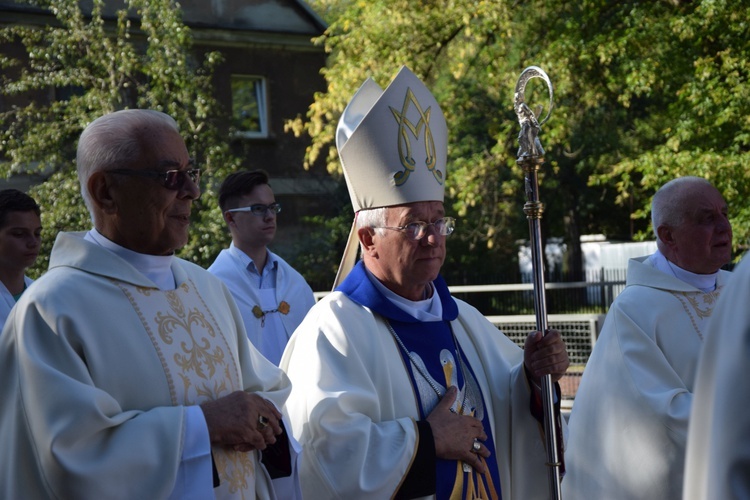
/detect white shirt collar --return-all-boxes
[364,266,443,321]
[85,228,176,290]
[649,248,718,292]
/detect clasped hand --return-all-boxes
[200,390,282,452]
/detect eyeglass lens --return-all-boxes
[249,203,282,216]
[164,169,201,190]
[407,218,454,239]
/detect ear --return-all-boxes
[358,226,378,258]
[87,171,118,214]
[656,224,676,248]
[223,211,234,226]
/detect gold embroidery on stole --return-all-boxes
[117,279,256,498]
[670,286,722,341]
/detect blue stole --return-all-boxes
[338,262,502,500]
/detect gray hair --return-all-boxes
[356,207,388,252]
[356,207,388,235]
[651,176,714,240]
[76,109,179,216]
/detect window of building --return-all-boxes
[231,75,268,138]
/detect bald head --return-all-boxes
[77,110,179,218]
[652,176,732,274]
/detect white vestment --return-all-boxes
[684,257,750,500]
[0,274,33,327]
[209,246,315,365]
[0,232,294,499]
[280,283,561,499]
[562,255,731,500]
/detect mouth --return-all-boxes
[171,214,191,225]
[417,254,442,262]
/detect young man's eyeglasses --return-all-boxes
[225,203,282,217]
[376,217,456,241]
[108,168,201,190]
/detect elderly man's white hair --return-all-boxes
[76,109,179,218]
[355,207,389,252]
[651,176,715,241]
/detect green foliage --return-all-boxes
[288,0,526,275]
[0,0,240,268]
[5,0,750,286]
[293,0,750,281]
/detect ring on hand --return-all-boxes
[258,415,269,429]
[472,440,481,453]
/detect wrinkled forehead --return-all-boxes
[134,126,190,168]
[674,188,727,228]
[386,201,445,222]
[683,184,727,211]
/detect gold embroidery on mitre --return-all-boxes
[389,87,443,186]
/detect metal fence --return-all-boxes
[487,314,605,407]
[446,268,628,315]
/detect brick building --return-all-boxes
[0,0,336,254]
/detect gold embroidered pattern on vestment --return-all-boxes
[116,278,256,496]
[670,286,722,341]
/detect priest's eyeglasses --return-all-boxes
[109,168,201,190]
[226,203,282,217]
[377,217,456,241]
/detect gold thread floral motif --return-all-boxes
[156,308,225,381]
[121,279,255,495]
[670,287,722,341]
[214,448,255,495]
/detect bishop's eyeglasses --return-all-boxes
[375,217,456,241]
[225,203,282,217]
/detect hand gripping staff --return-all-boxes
[513,66,563,500]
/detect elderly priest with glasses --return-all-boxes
[280,66,569,500]
[209,169,315,366]
[0,109,300,499]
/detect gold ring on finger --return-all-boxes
[258,415,269,429]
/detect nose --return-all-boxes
[262,205,278,220]
[714,213,732,236]
[27,235,41,248]
[420,225,440,246]
[178,175,201,201]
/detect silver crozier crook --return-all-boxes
[513,66,563,500]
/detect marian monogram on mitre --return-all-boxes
[389,87,443,186]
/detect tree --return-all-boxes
[290,0,750,289]
[286,0,529,281]
[0,0,240,276]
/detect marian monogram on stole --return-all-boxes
[117,279,257,497]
